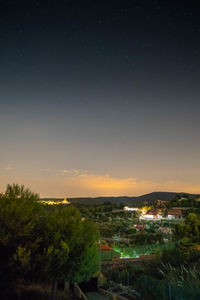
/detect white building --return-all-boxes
[124,206,139,211]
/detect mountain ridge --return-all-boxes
[41,191,199,205]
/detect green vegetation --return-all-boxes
[100,210,200,299]
[0,184,99,299]
[89,196,200,300]
[161,212,200,265]
[1,185,200,299]
[114,242,174,258]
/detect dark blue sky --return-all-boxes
[0,0,200,197]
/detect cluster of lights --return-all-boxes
[39,198,70,205]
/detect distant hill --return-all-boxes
[41,192,198,206]
[136,192,196,202]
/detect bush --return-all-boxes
[5,283,68,300]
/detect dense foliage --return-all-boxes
[0,184,99,298]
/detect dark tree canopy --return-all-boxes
[0,184,100,296]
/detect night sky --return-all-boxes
[1,0,200,197]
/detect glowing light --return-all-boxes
[39,198,70,205]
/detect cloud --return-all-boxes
[4,164,14,171]
[58,171,200,196]
[60,169,88,176]
[0,169,199,197]
[69,173,159,196]
[73,173,138,190]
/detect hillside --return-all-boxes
[41,192,198,206]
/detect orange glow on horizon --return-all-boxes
[0,170,200,198]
